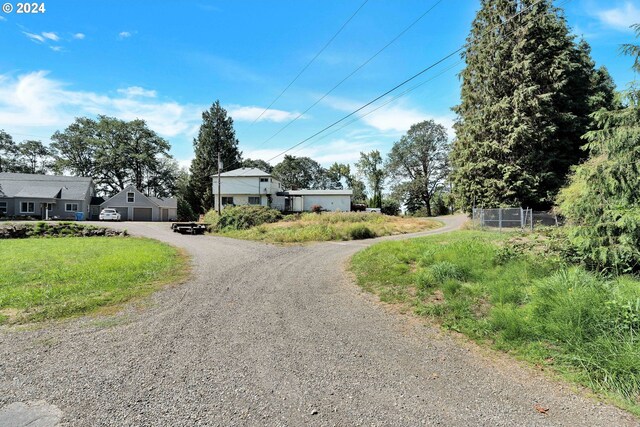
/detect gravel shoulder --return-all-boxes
[0,216,638,426]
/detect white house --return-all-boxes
[212,168,353,212]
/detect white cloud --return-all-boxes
[42,31,59,41]
[596,2,640,31]
[119,31,132,39]
[117,86,157,98]
[0,71,204,139]
[73,33,85,40]
[324,95,455,136]
[227,105,300,123]
[177,158,193,170]
[0,16,6,21]
[23,32,45,43]
[50,46,63,52]
[244,138,380,166]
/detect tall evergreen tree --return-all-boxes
[188,101,242,213]
[451,0,616,210]
[557,25,640,273]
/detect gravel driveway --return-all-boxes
[0,216,637,426]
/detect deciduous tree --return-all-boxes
[386,120,449,216]
[356,150,385,208]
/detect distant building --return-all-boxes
[100,185,177,221]
[0,172,96,220]
[212,168,352,212]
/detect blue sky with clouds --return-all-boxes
[0,0,638,170]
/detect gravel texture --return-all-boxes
[0,216,638,426]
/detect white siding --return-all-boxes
[303,195,350,212]
[213,176,281,196]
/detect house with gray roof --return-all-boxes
[100,185,177,221]
[0,172,96,220]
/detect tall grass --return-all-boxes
[0,237,188,324]
[350,231,640,414]
[217,212,440,243]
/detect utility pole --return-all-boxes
[217,152,222,215]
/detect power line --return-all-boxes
[248,0,370,127]
[254,0,446,148]
[264,0,550,164]
[289,60,464,156]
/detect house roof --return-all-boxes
[101,185,177,209]
[149,196,177,209]
[219,168,271,177]
[279,189,353,196]
[0,172,92,200]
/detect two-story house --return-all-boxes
[212,168,353,212]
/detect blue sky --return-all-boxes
[0,0,638,171]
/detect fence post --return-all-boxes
[530,208,533,231]
[520,207,524,229]
[498,208,502,232]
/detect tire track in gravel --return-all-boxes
[0,216,638,426]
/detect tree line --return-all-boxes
[0,116,179,198]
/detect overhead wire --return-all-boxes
[263,0,550,164]
[253,0,446,148]
[247,0,371,127]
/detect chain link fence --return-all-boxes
[472,208,560,230]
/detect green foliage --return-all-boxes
[51,115,175,197]
[241,158,272,173]
[348,224,376,240]
[188,101,242,213]
[272,155,328,190]
[451,0,617,211]
[386,120,450,216]
[216,205,282,231]
[557,31,640,273]
[380,198,400,216]
[0,237,186,324]
[357,150,385,208]
[202,209,219,227]
[351,231,640,411]
[217,212,439,243]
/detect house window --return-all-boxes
[221,197,234,206]
[20,202,35,213]
[259,178,269,183]
[127,192,135,203]
[65,203,79,212]
[248,196,260,205]
[0,201,6,214]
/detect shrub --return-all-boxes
[348,224,376,240]
[216,205,282,231]
[202,210,220,230]
[311,204,323,214]
[381,198,400,216]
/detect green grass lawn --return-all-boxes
[0,237,188,324]
[217,212,442,243]
[350,230,640,415]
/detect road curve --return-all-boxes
[0,216,637,426]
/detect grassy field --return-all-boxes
[350,231,640,415]
[217,212,442,243]
[0,237,188,324]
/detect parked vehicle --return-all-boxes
[99,208,121,221]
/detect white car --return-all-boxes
[99,208,122,221]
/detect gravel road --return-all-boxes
[0,216,638,426]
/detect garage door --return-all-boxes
[133,207,153,221]
[113,207,128,221]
